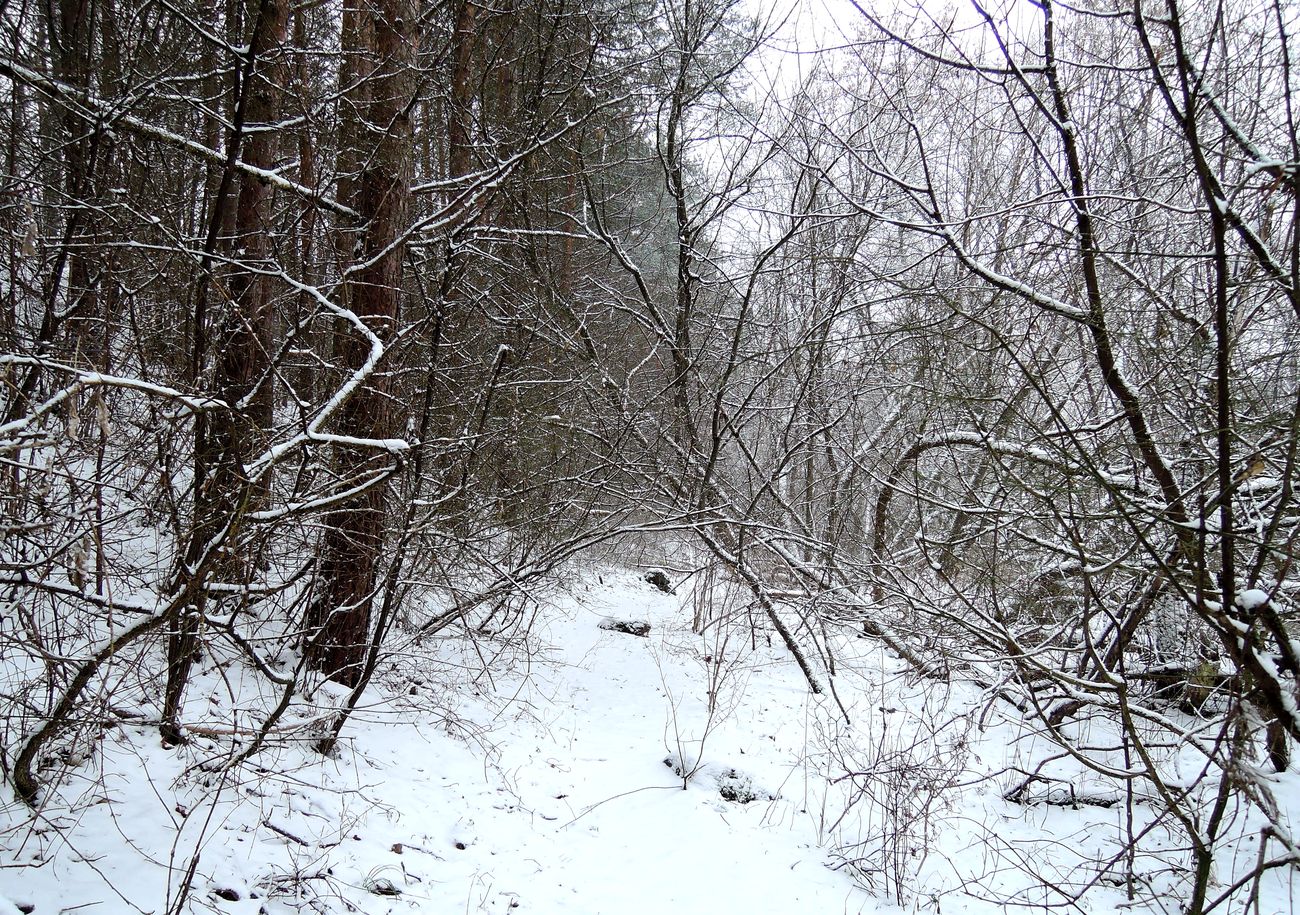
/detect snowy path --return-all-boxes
[344,567,871,914]
[1,566,873,914]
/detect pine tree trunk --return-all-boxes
[305,0,416,686]
[449,0,479,181]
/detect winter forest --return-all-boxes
[2,0,1300,911]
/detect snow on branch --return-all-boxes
[243,271,410,481]
[0,355,224,449]
[0,57,359,219]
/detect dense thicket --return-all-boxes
[2,1,1298,912]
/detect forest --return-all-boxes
[2,0,1299,912]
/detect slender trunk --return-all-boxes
[665,26,698,460]
[161,0,285,743]
[49,0,103,367]
[449,0,479,181]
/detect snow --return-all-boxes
[3,565,1297,914]
[1237,588,1271,611]
[0,568,871,913]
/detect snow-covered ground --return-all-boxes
[2,564,1297,914]
[0,566,869,913]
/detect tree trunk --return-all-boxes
[161,0,290,743]
[48,0,103,366]
[448,0,479,181]
[305,0,416,686]
[224,0,290,442]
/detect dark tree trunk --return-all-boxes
[48,0,103,366]
[161,0,290,743]
[305,0,417,686]
[224,0,290,441]
[449,0,479,181]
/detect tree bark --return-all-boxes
[449,0,479,181]
[161,0,290,743]
[305,0,417,686]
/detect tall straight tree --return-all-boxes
[45,0,102,366]
[159,0,292,743]
[305,0,418,685]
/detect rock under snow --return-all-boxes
[644,568,672,592]
[599,617,651,637]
